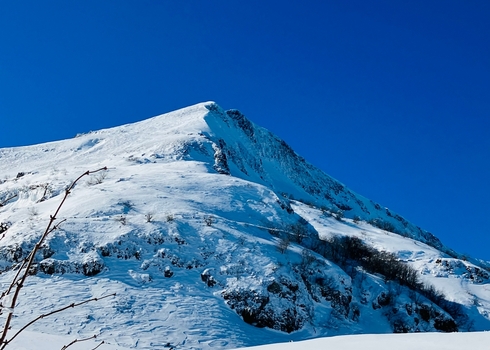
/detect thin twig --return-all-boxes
[38,184,50,203]
[2,259,27,299]
[0,194,18,207]
[91,341,105,350]
[5,293,116,346]
[61,335,97,350]
[2,218,66,299]
[11,219,64,283]
[0,167,107,348]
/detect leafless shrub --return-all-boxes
[368,218,396,233]
[145,212,154,223]
[115,216,127,225]
[204,215,214,226]
[38,183,52,203]
[86,170,107,186]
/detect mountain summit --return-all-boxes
[0,102,489,349]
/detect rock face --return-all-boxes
[0,102,488,349]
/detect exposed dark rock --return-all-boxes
[434,317,458,332]
[226,109,255,140]
[164,266,173,278]
[377,292,392,307]
[212,139,230,175]
[222,288,305,333]
[201,268,217,287]
[0,244,25,263]
[267,281,282,294]
[38,255,104,277]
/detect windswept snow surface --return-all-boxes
[0,102,489,349]
[12,330,490,350]
[10,330,129,350]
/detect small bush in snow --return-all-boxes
[115,215,127,225]
[145,212,154,223]
[86,170,107,186]
[37,183,52,202]
[368,218,396,233]
[204,215,214,226]
[317,235,422,290]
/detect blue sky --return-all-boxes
[1,1,489,260]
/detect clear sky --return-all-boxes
[1,1,489,260]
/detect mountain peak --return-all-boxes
[1,102,443,248]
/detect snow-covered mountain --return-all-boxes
[0,102,489,349]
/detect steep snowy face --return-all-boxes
[0,102,488,350]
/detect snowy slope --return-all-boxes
[0,102,489,349]
[9,330,129,350]
[11,329,490,350]
[10,330,490,350]
[234,331,490,350]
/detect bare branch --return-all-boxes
[0,194,18,208]
[91,341,105,350]
[2,219,66,299]
[61,335,97,350]
[5,293,116,347]
[0,168,107,348]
